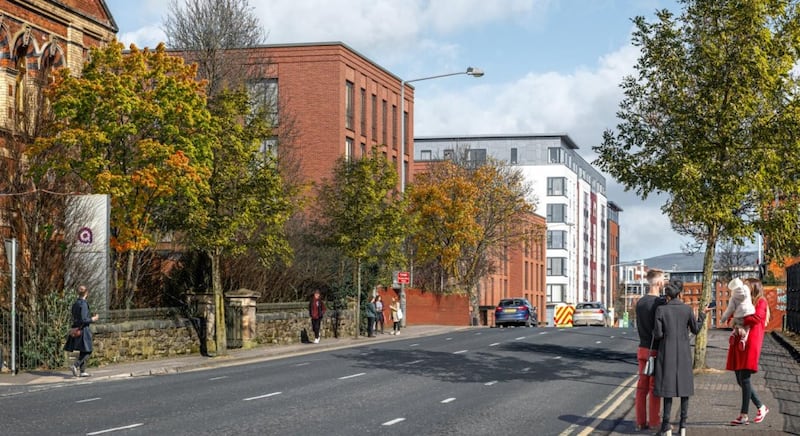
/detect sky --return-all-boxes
[105,0,692,262]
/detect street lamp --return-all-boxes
[396,67,483,327]
[399,66,484,192]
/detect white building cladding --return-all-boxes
[414,134,610,307]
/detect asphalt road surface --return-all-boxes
[1,326,639,436]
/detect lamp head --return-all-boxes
[466,67,484,77]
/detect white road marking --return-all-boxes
[441,397,456,403]
[453,350,468,354]
[474,332,482,335]
[409,343,419,347]
[86,423,144,435]
[554,356,562,359]
[338,372,366,380]
[382,418,406,426]
[208,376,228,381]
[484,380,498,386]
[521,367,530,372]
[489,342,500,347]
[539,331,548,335]
[446,337,453,341]
[595,341,602,344]
[76,397,101,403]
[559,374,637,436]
[515,336,526,340]
[243,391,282,401]
[609,336,615,339]
[406,359,424,365]
[294,362,310,367]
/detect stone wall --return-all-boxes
[85,303,356,366]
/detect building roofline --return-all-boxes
[415,133,580,150]
[608,201,623,212]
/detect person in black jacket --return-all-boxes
[63,286,99,377]
[653,280,710,436]
[308,289,327,344]
[634,269,667,431]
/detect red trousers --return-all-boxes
[636,346,660,428]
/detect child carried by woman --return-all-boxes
[722,278,756,351]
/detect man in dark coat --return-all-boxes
[653,280,709,435]
[63,286,99,377]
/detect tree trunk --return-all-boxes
[124,251,136,309]
[693,226,718,370]
[210,249,227,355]
[470,284,480,326]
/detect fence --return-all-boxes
[787,263,800,334]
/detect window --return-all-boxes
[420,150,432,161]
[547,230,567,249]
[345,137,354,160]
[466,148,487,166]
[547,284,566,302]
[246,78,279,126]
[546,204,566,223]
[547,177,566,196]
[360,142,366,157]
[382,100,387,145]
[547,258,567,276]
[391,105,397,149]
[510,147,518,164]
[548,147,562,164]
[443,149,455,160]
[371,94,377,140]
[345,81,354,130]
[360,88,366,134]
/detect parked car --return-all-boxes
[495,298,537,328]
[572,302,611,327]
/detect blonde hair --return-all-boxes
[745,278,770,326]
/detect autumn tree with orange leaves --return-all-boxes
[30,42,213,308]
[407,155,540,325]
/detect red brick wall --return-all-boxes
[377,287,470,326]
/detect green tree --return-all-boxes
[407,155,539,325]
[184,90,294,354]
[593,0,800,369]
[30,42,213,308]
[315,149,407,336]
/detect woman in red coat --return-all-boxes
[725,278,770,426]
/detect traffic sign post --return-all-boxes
[395,271,410,328]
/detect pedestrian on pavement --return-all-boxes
[726,277,770,426]
[653,279,709,436]
[63,285,99,377]
[721,277,756,352]
[375,295,385,334]
[308,289,326,344]
[390,297,402,335]
[365,296,377,337]
[634,268,667,431]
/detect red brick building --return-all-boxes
[183,42,412,188]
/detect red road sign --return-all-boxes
[397,271,410,284]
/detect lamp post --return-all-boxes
[397,67,484,327]
[399,66,484,192]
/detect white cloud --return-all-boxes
[117,26,166,49]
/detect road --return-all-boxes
[1,326,639,435]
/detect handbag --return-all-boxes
[70,327,82,338]
[642,336,655,376]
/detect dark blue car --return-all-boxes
[494,298,537,328]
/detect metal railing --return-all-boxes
[787,263,800,334]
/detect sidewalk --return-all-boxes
[611,328,800,435]
[0,325,464,393]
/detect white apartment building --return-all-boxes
[414,134,612,307]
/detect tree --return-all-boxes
[30,42,213,308]
[183,90,294,354]
[593,0,800,369]
[407,154,539,325]
[163,0,265,98]
[716,239,752,283]
[315,149,407,336]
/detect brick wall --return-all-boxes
[377,287,470,326]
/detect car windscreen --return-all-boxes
[576,303,599,309]
[499,299,524,307]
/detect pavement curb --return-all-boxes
[771,331,800,361]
